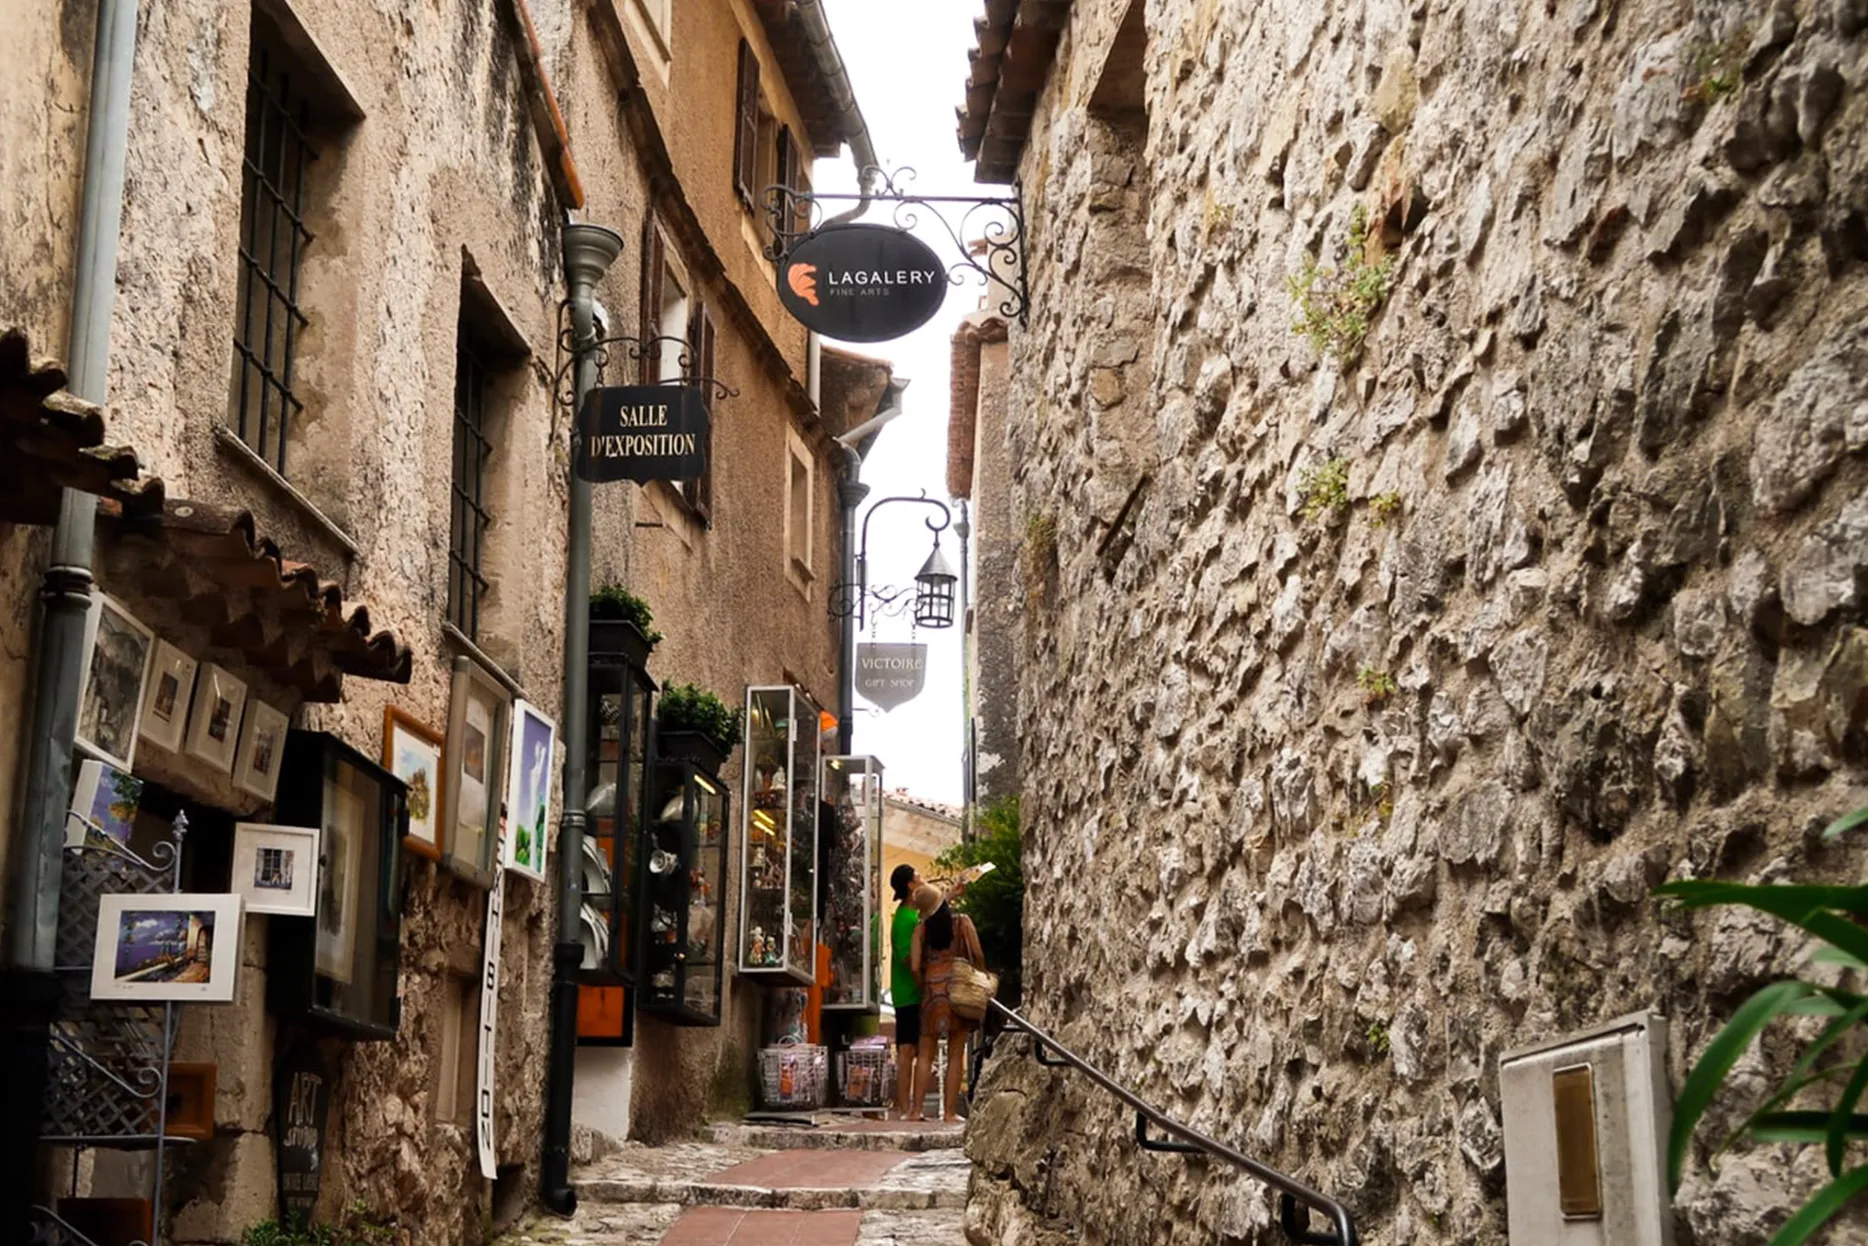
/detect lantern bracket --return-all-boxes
[828,493,955,630]
[764,166,1030,326]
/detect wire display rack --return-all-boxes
[30,811,193,1246]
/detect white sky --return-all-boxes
[813,0,990,809]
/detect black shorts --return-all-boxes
[895,1003,922,1048]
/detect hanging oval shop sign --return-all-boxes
[777,224,949,343]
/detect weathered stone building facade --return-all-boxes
[1,0,879,1241]
[958,0,1868,1242]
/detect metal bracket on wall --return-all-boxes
[551,306,740,412]
[763,167,1030,326]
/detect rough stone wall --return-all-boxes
[966,0,1868,1243]
[969,331,1021,807]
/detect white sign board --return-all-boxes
[855,642,927,711]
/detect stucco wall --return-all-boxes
[965,0,1868,1243]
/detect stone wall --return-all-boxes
[967,324,1020,807]
[965,0,1868,1243]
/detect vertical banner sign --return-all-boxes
[475,869,507,1179]
[574,385,711,484]
[274,1045,331,1225]
[855,643,928,711]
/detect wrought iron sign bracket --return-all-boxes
[552,311,740,411]
[764,166,1030,326]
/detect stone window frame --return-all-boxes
[640,216,718,529]
[784,425,815,594]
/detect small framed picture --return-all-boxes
[234,700,289,803]
[185,664,248,775]
[138,640,198,754]
[502,700,556,882]
[69,757,145,848]
[441,657,510,885]
[90,893,243,1004]
[383,707,445,860]
[231,823,320,917]
[76,594,155,772]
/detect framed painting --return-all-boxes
[90,893,243,1004]
[138,639,198,754]
[69,757,145,848]
[234,699,290,804]
[76,594,155,772]
[502,700,555,882]
[185,663,248,775]
[441,656,510,886]
[383,707,445,860]
[231,822,320,917]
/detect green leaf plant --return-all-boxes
[1655,805,1868,1244]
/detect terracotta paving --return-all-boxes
[703,1149,911,1191]
[658,1207,864,1246]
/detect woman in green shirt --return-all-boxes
[889,864,925,1120]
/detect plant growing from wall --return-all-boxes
[935,796,1025,1008]
[1356,666,1398,707]
[1656,805,1868,1244]
[241,1203,395,1246]
[589,583,663,648]
[1297,458,1351,522]
[1287,204,1394,363]
[1682,27,1750,105]
[1366,1020,1392,1058]
[657,683,744,753]
[1368,492,1403,527]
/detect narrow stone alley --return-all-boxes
[497,1121,970,1246]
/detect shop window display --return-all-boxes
[819,755,883,1011]
[738,685,820,984]
[638,762,727,1025]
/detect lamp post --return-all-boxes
[828,494,957,631]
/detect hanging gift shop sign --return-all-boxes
[575,385,711,484]
[855,642,927,711]
[777,224,949,343]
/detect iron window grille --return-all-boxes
[449,337,493,640]
[232,28,316,476]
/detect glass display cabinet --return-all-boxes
[738,685,820,984]
[268,730,408,1040]
[638,761,728,1025]
[581,654,655,987]
[820,755,884,1011]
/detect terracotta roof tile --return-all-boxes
[0,327,159,525]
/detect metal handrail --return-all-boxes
[982,1001,1359,1246]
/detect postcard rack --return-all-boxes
[31,811,193,1246]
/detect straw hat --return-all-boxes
[911,883,943,918]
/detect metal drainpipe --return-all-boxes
[2,1,137,1238]
[953,499,972,841]
[791,0,880,224]
[831,380,907,753]
[542,220,624,1216]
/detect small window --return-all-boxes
[448,270,528,643]
[733,40,761,208]
[636,0,671,44]
[785,430,813,584]
[231,20,318,475]
[657,266,690,385]
[641,216,716,525]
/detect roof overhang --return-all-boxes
[752,0,868,158]
[0,328,161,525]
[956,0,1072,184]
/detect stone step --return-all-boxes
[578,1145,971,1213]
[708,1117,967,1153]
[492,1204,968,1246]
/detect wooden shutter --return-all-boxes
[638,215,665,384]
[733,41,760,208]
[685,303,717,522]
[788,131,810,236]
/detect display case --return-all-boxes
[738,685,821,984]
[639,761,728,1025]
[268,730,408,1040]
[581,653,655,988]
[820,755,884,1011]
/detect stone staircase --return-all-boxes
[496,1119,970,1246]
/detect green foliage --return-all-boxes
[1655,805,1868,1244]
[1288,204,1394,363]
[657,683,744,752]
[1366,1020,1392,1057]
[935,796,1025,1007]
[241,1204,395,1246]
[1356,666,1399,706]
[1368,491,1403,527]
[1297,458,1351,522]
[1683,27,1750,105]
[589,583,663,648]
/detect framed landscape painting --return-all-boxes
[138,639,197,754]
[76,594,155,772]
[383,706,445,860]
[231,822,320,917]
[69,758,144,848]
[90,893,243,1003]
[502,700,555,882]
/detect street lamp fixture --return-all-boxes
[829,493,955,630]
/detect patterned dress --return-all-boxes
[920,915,980,1040]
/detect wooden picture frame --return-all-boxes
[383,706,446,861]
[440,656,510,887]
[165,1062,217,1141]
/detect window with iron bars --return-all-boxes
[231,26,316,476]
[449,336,494,641]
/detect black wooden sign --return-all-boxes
[575,385,711,484]
[274,1043,332,1225]
[777,224,950,343]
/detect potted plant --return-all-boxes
[589,584,662,668]
[657,683,743,774]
